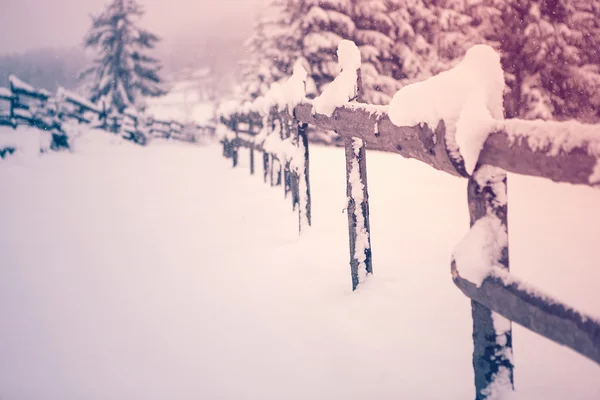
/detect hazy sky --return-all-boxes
[0,0,267,54]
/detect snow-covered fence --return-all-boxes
[219,41,600,399]
[220,101,312,233]
[0,74,213,154]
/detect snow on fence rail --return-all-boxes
[219,41,600,399]
[0,74,215,155]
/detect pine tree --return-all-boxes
[471,0,600,121]
[80,0,166,113]
[239,0,477,105]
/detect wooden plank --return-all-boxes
[294,104,466,178]
[452,268,600,366]
[293,103,600,187]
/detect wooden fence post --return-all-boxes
[466,165,514,399]
[249,121,255,175]
[297,121,311,231]
[249,143,255,175]
[9,81,16,124]
[284,162,291,199]
[344,70,372,290]
[276,160,282,186]
[263,151,270,183]
[345,137,373,290]
[232,122,239,168]
[270,154,275,186]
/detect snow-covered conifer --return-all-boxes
[471,0,600,120]
[80,0,166,112]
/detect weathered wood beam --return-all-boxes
[292,103,600,187]
[294,103,466,178]
[479,129,596,185]
[452,267,600,366]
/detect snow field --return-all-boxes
[0,131,598,399]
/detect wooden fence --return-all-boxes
[0,74,214,154]
[219,43,600,399]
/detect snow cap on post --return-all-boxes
[312,40,362,117]
[388,44,505,175]
[282,61,308,113]
[337,39,362,72]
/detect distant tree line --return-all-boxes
[238,0,600,122]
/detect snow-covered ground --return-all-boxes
[146,79,214,125]
[0,128,598,399]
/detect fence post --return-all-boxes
[249,121,255,175]
[276,160,282,186]
[344,70,373,291]
[232,121,239,168]
[297,121,311,231]
[466,165,514,399]
[344,137,373,290]
[284,162,291,199]
[270,154,275,186]
[9,81,15,124]
[250,143,255,175]
[263,151,270,183]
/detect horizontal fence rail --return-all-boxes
[218,41,600,399]
[0,74,215,154]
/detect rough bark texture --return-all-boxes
[263,152,269,183]
[232,141,238,168]
[292,103,600,187]
[480,130,597,185]
[284,162,291,199]
[464,167,514,399]
[299,122,311,229]
[453,269,600,366]
[344,138,373,291]
[294,103,467,178]
[249,143,255,175]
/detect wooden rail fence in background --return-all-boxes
[219,43,600,400]
[0,74,214,155]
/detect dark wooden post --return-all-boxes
[249,121,255,175]
[298,122,311,230]
[9,81,16,125]
[232,122,239,168]
[263,151,270,183]
[345,137,373,290]
[466,165,514,399]
[270,154,275,186]
[276,160,282,186]
[284,162,291,198]
[344,69,373,290]
[100,102,108,131]
[249,143,255,175]
[112,115,119,133]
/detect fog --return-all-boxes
[0,0,268,69]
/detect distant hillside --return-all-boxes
[0,47,90,92]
